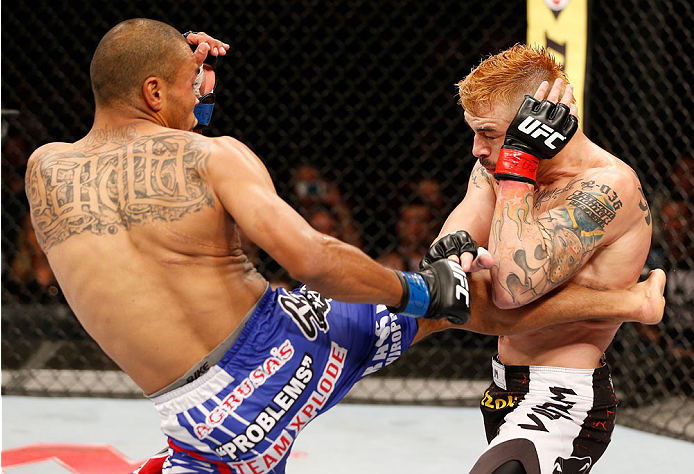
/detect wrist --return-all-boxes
[387,271,430,317]
[494,148,539,185]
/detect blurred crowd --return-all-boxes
[2,112,64,305]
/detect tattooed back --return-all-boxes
[24,125,268,394]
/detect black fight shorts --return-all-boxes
[469,355,617,474]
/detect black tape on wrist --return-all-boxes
[386,271,410,314]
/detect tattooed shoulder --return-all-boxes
[26,132,215,251]
[76,124,139,151]
[533,177,582,210]
[470,162,492,189]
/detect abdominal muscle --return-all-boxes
[498,319,622,369]
[497,231,644,369]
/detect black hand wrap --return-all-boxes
[495,95,578,185]
[387,259,471,325]
[419,230,478,270]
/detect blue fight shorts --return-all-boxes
[143,285,418,474]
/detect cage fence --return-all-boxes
[2,0,692,442]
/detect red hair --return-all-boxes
[457,44,571,116]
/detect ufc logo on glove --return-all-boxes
[516,116,567,149]
[494,95,579,185]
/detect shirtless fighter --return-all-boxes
[422,44,658,473]
[25,22,664,474]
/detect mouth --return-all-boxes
[478,157,496,174]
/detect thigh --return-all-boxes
[475,376,616,474]
[469,439,541,474]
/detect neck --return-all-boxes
[84,106,166,148]
[92,102,164,127]
[535,128,591,186]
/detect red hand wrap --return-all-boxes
[494,148,540,185]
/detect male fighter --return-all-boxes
[422,44,657,473]
[25,22,664,473]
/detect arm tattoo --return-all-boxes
[533,177,581,210]
[75,124,139,151]
[637,186,652,225]
[491,179,621,306]
[26,132,214,251]
[471,162,492,189]
[628,169,652,226]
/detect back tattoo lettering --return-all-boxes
[26,132,214,251]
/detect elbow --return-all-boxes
[491,284,517,310]
[284,232,333,284]
[287,254,321,285]
[493,296,517,310]
[489,267,522,309]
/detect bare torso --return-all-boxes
[26,124,267,394]
[496,144,652,368]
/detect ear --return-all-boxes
[142,76,164,111]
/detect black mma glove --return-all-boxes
[386,259,471,325]
[495,95,578,185]
[419,230,478,270]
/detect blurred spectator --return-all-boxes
[308,207,338,237]
[657,200,694,358]
[669,155,694,202]
[415,177,446,213]
[375,251,406,271]
[291,163,363,247]
[643,156,694,359]
[395,198,438,272]
[6,215,63,304]
[1,130,28,197]
[414,177,447,231]
[2,116,32,303]
[306,206,363,248]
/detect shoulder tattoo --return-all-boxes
[537,180,623,283]
[492,177,625,303]
[471,162,492,189]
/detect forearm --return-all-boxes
[464,271,639,335]
[413,270,640,342]
[489,180,551,307]
[289,233,403,307]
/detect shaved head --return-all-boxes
[90,18,192,108]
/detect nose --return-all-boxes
[472,134,490,160]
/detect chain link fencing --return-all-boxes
[2,0,692,442]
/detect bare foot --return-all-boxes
[628,269,666,325]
